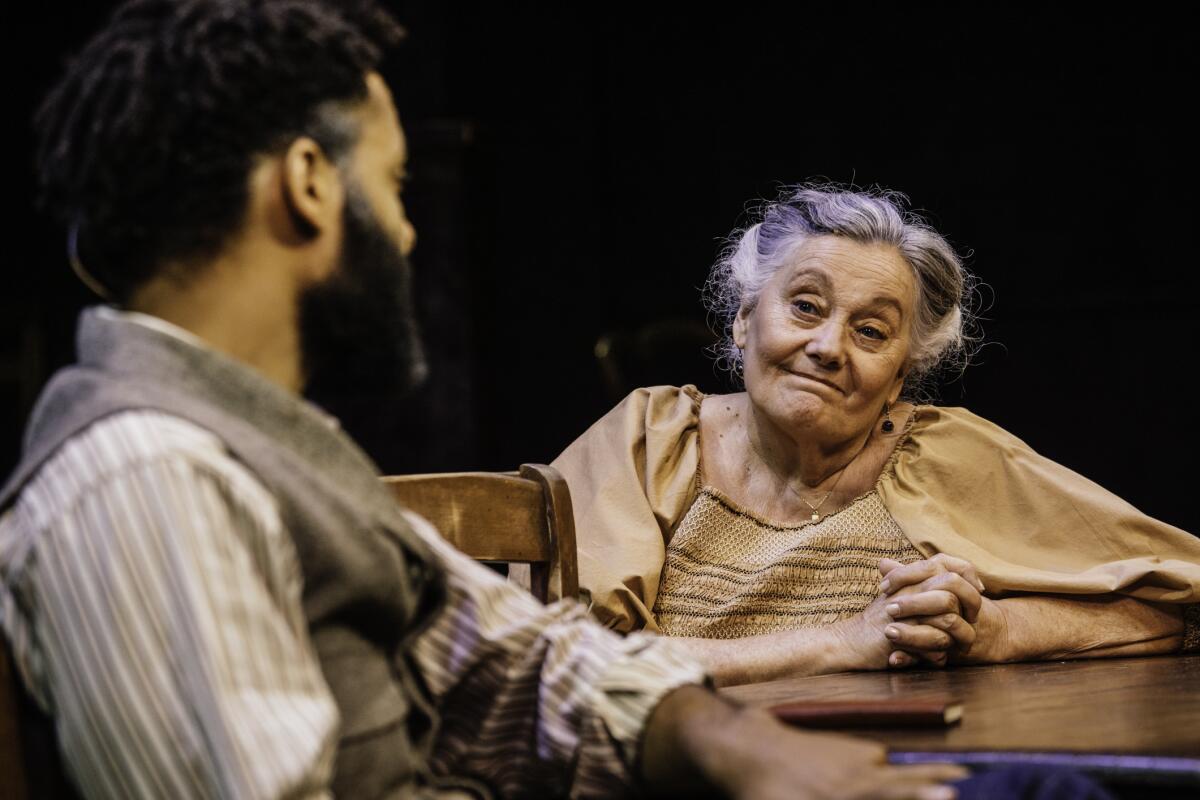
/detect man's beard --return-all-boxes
[299,187,427,413]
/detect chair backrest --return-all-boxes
[381,463,578,603]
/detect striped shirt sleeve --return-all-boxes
[406,513,708,798]
[0,412,338,800]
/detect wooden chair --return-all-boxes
[382,463,579,603]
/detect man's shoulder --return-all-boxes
[14,410,263,531]
[44,408,229,475]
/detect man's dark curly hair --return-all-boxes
[35,0,405,303]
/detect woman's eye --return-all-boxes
[858,326,886,340]
[793,300,818,315]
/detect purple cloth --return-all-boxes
[954,767,1116,800]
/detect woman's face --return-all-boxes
[733,236,915,446]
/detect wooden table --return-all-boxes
[722,655,1200,787]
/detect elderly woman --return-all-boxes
[552,185,1200,686]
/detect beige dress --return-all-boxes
[552,386,1200,650]
[654,486,923,639]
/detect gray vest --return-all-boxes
[1,308,455,798]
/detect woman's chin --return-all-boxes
[771,393,840,432]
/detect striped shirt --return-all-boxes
[0,409,707,798]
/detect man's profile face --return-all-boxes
[298,73,426,408]
[343,73,416,260]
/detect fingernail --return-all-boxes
[886,603,901,616]
[879,579,890,593]
[885,626,900,640]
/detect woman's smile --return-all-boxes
[783,368,844,394]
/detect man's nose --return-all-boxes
[399,216,417,257]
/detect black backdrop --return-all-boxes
[5,4,1195,534]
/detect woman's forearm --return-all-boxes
[673,626,851,687]
[965,594,1184,664]
[674,587,966,685]
[673,594,1185,684]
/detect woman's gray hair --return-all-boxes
[705,184,977,398]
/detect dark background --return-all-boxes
[5,4,1196,534]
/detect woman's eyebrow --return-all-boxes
[862,296,904,317]
[785,267,832,291]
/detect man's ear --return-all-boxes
[279,136,343,238]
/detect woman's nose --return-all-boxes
[805,321,846,367]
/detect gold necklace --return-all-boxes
[790,467,849,522]
[748,429,875,522]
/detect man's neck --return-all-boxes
[126,257,304,394]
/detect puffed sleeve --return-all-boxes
[879,406,1200,603]
[551,386,704,633]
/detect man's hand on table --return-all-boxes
[641,685,966,799]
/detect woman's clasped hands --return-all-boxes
[836,553,1004,671]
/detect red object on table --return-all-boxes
[769,699,963,728]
